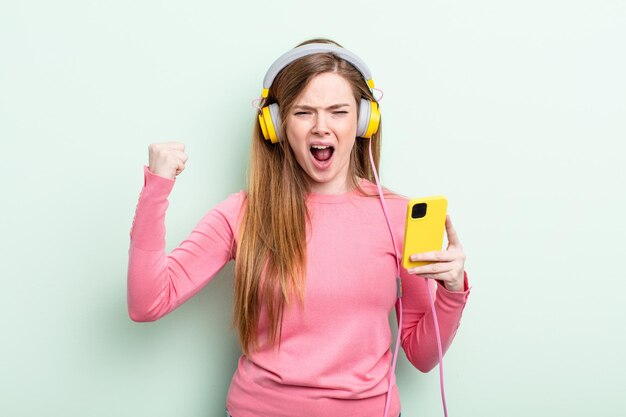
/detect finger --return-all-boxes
[171,150,189,163]
[174,161,185,176]
[420,274,443,281]
[408,261,455,275]
[445,215,462,248]
[410,250,456,263]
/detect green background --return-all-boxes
[1,0,624,416]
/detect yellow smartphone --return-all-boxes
[402,196,448,270]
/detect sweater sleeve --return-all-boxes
[396,268,471,373]
[126,165,244,322]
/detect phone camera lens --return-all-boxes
[411,203,427,219]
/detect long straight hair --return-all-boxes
[234,39,383,356]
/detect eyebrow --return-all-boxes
[292,103,351,111]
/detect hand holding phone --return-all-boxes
[402,196,467,292]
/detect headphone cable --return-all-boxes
[367,138,448,417]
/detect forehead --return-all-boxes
[294,72,356,106]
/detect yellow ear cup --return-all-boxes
[259,105,280,143]
[258,112,269,140]
[363,101,380,139]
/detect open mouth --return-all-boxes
[310,145,334,162]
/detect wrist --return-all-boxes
[442,279,464,292]
[444,283,463,292]
[442,271,468,292]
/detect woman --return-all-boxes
[127,38,470,417]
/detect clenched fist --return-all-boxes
[148,142,188,180]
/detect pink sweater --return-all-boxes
[127,165,470,417]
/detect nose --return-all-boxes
[312,113,330,136]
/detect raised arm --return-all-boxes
[127,142,244,322]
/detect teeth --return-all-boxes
[311,145,330,149]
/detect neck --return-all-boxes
[308,175,353,195]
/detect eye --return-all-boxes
[294,111,310,116]
[333,111,348,114]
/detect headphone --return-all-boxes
[257,43,381,144]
